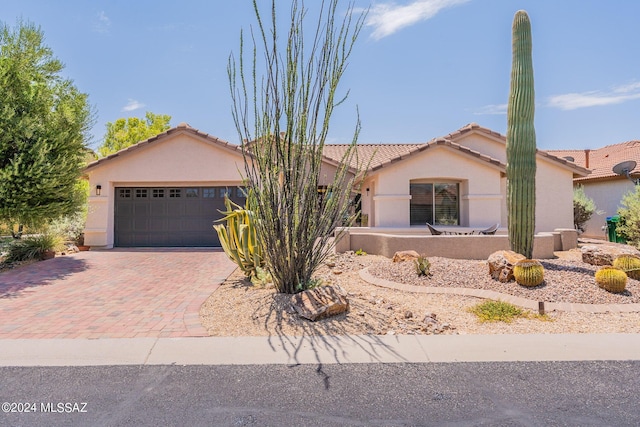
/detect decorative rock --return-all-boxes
[392,250,421,263]
[488,250,526,282]
[290,286,349,321]
[581,244,640,266]
[332,269,343,275]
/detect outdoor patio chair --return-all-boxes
[426,223,444,235]
[478,223,500,235]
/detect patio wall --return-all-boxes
[334,227,578,260]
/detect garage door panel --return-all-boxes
[115,186,239,247]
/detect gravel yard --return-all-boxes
[199,250,640,337]
[367,256,640,305]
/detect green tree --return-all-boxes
[98,112,171,157]
[228,0,366,294]
[573,185,600,233]
[0,20,93,237]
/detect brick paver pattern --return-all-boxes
[0,249,236,339]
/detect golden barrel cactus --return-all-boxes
[513,259,544,287]
[595,267,627,294]
[612,254,640,280]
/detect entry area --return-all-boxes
[114,186,245,247]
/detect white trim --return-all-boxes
[373,194,411,201]
[462,194,503,200]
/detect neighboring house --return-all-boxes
[548,140,640,239]
[83,122,589,248]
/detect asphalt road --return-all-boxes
[1,361,639,426]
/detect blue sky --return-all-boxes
[2,0,639,151]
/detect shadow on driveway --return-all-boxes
[0,256,89,299]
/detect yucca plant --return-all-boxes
[594,267,627,294]
[613,254,640,280]
[213,195,265,279]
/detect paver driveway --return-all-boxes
[0,249,236,339]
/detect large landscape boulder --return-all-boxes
[290,286,349,321]
[581,244,640,266]
[488,250,526,283]
[392,250,421,263]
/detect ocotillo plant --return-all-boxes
[506,10,536,259]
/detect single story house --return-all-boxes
[549,140,640,239]
[83,122,589,248]
[326,123,589,232]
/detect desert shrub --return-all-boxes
[228,0,367,294]
[573,185,600,233]
[47,211,86,243]
[414,256,431,277]
[4,233,65,263]
[617,187,640,247]
[468,300,523,323]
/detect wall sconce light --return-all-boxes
[96,185,102,196]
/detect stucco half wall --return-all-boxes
[334,227,578,259]
[83,128,246,248]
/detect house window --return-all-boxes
[236,187,247,198]
[410,183,459,226]
[119,189,131,198]
[135,188,148,198]
[169,189,181,198]
[185,188,199,198]
[152,189,165,198]
[219,188,230,198]
[203,188,216,198]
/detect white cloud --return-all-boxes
[364,0,471,40]
[548,82,640,110]
[474,103,507,115]
[121,99,145,112]
[93,11,111,33]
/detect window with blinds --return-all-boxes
[410,183,459,225]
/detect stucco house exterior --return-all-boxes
[326,123,589,232]
[83,122,589,248]
[549,140,640,239]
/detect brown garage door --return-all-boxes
[114,186,246,247]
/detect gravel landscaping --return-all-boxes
[200,250,640,337]
[367,256,640,305]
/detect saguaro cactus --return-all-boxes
[506,10,536,259]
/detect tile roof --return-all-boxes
[84,121,592,179]
[547,140,640,182]
[324,123,589,177]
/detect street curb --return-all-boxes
[1,334,639,366]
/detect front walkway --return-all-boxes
[0,249,236,339]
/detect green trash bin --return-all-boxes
[606,215,626,243]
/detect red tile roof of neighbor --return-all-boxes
[547,140,640,182]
